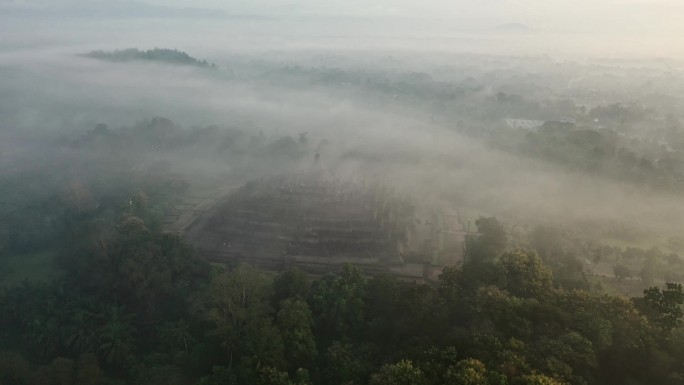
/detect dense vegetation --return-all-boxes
[2,204,684,384]
[84,48,216,69]
[6,7,684,385]
[3,119,684,384]
[217,60,684,194]
[2,143,684,384]
[0,117,312,288]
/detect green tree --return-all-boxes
[513,374,565,385]
[197,366,237,385]
[0,351,31,385]
[203,264,283,371]
[467,217,506,262]
[116,215,150,240]
[309,264,367,339]
[159,319,194,353]
[365,274,402,348]
[273,268,310,306]
[594,295,657,385]
[65,307,100,356]
[470,289,535,342]
[413,347,459,385]
[498,249,552,299]
[74,353,103,385]
[369,360,426,385]
[277,298,317,369]
[256,366,293,385]
[49,357,75,385]
[528,333,596,384]
[324,341,373,385]
[97,306,136,365]
[395,284,448,342]
[444,358,505,385]
[240,316,285,371]
[641,283,684,331]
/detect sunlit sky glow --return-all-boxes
[1,0,683,59]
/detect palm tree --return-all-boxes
[65,308,99,355]
[28,316,61,357]
[159,319,194,353]
[97,305,136,365]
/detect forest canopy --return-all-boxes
[83,48,216,69]
[3,3,684,384]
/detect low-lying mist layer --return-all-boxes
[2,43,684,249]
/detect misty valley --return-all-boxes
[3,5,684,385]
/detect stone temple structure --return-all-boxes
[178,171,464,279]
[186,171,414,266]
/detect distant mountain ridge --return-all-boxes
[83,48,216,69]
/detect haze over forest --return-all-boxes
[3,1,684,385]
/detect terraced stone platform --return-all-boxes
[176,171,465,281]
[185,172,412,262]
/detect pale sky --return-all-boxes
[143,0,684,17]
[5,0,684,18]
[136,0,684,37]
[2,0,683,55]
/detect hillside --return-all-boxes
[83,48,216,68]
